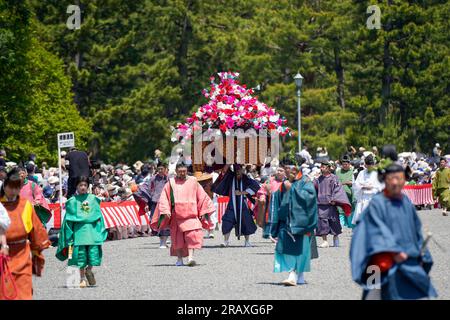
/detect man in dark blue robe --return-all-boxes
[212,165,260,247]
[350,163,437,300]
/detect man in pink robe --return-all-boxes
[151,163,215,266]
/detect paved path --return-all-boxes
[34,209,449,300]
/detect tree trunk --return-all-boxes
[334,46,345,109]
[177,0,193,115]
[381,1,393,126]
[73,0,82,113]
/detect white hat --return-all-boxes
[61,151,67,157]
[270,158,279,167]
[122,174,133,184]
[435,143,440,147]
[122,165,130,171]
[48,176,59,185]
[133,161,144,170]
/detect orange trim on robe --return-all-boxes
[0,197,50,300]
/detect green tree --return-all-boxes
[0,0,90,165]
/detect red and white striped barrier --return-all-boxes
[217,196,229,223]
[402,184,435,206]
[46,184,434,230]
[216,196,255,222]
[48,201,150,229]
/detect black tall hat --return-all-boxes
[381,144,398,162]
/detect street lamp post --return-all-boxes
[294,72,304,153]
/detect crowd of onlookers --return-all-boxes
[297,143,448,185]
[0,144,448,207]
[1,143,449,244]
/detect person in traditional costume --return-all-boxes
[270,162,318,286]
[432,157,450,216]
[194,172,217,239]
[0,202,10,255]
[255,167,285,240]
[0,168,50,300]
[335,155,355,229]
[133,162,169,244]
[352,155,383,224]
[314,161,351,248]
[56,176,107,288]
[350,158,438,300]
[211,164,260,247]
[150,162,215,266]
[17,167,52,226]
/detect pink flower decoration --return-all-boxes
[174,72,289,139]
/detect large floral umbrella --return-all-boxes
[173,72,290,141]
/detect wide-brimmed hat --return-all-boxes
[106,184,116,192]
[118,187,132,198]
[48,176,59,185]
[194,172,213,182]
[133,161,144,170]
[122,174,133,185]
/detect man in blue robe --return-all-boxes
[212,165,260,247]
[270,164,318,286]
[350,162,437,300]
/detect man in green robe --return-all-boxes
[56,177,107,288]
[432,158,450,216]
[336,155,355,228]
[270,164,318,286]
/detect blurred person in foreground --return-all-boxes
[350,149,437,300]
[0,168,50,299]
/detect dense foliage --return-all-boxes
[1,0,448,164]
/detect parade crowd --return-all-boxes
[0,143,449,300]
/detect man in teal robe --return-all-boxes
[336,155,355,228]
[270,166,318,286]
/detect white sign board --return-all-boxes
[58,132,75,148]
[57,132,75,215]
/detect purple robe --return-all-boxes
[314,174,351,236]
